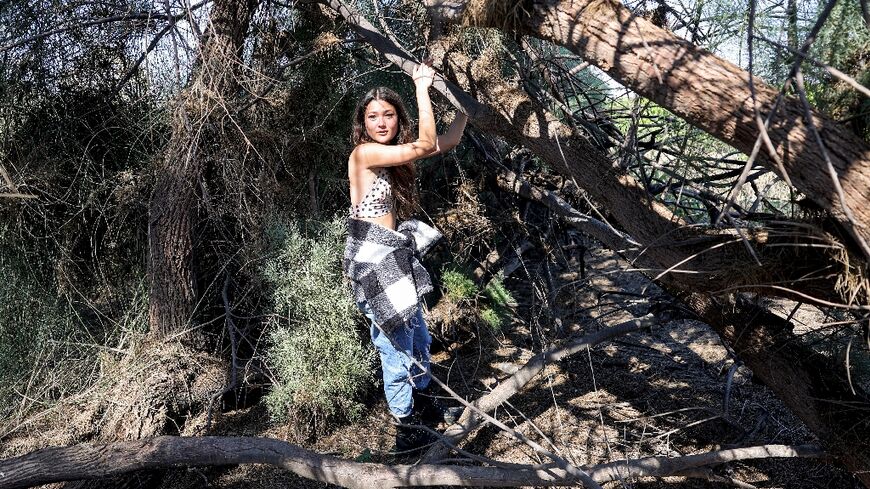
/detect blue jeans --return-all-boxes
[358,301,432,418]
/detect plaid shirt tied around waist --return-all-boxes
[343,218,442,332]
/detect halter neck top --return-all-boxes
[350,168,394,218]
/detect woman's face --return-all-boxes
[364,99,399,144]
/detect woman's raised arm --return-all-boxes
[435,113,468,154]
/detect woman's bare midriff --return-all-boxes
[354,213,396,230]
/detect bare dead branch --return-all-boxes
[422,314,656,462]
[0,436,825,489]
[588,444,825,482]
[111,22,176,96]
[0,164,19,193]
[493,166,639,252]
[0,1,210,53]
[714,0,784,226]
[0,436,577,489]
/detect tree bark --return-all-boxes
[147,0,258,337]
[0,436,824,489]
[434,0,870,258]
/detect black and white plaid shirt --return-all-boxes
[343,218,442,332]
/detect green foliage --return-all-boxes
[1,89,158,309]
[813,1,870,73]
[260,215,374,423]
[483,276,515,310]
[480,308,502,330]
[441,267,477,302]
[0,252,75,411]
[481,276,516,330]
[811,1,870,141]
[0,52,159,423]
[441,266,515,330]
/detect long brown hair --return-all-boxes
[351,87,418,220]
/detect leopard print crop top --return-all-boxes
[350,168,394,218]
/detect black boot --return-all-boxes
[391,413,435,455]
[413,385,461,425]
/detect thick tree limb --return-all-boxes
[0,436,824,489]
[111,22,177,96]
[585,444,826,482]
[433,0,870,259]
[682,293,870,487]
[0,193,36,199]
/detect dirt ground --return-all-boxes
[3,234,860,488]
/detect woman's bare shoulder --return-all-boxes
[349,144,375,170]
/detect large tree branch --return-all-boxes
[681,293,870,487]
[430,0,870,259]
[488,147,870,485]
[0,436,824,489]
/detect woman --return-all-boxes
[342,62,467,454]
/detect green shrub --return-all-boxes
[0,265,79,412]
[480,308,502,330]
[483,276,515,310]
[441,267,477,302]
[440,266,516,331]
[481,276,516,330]
[260,215,374,424]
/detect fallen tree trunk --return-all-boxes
[0,436,825,489]
[429,0,870,258]
[503,174,870,484]
[490,148,870,483]
[684,293,870,488]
